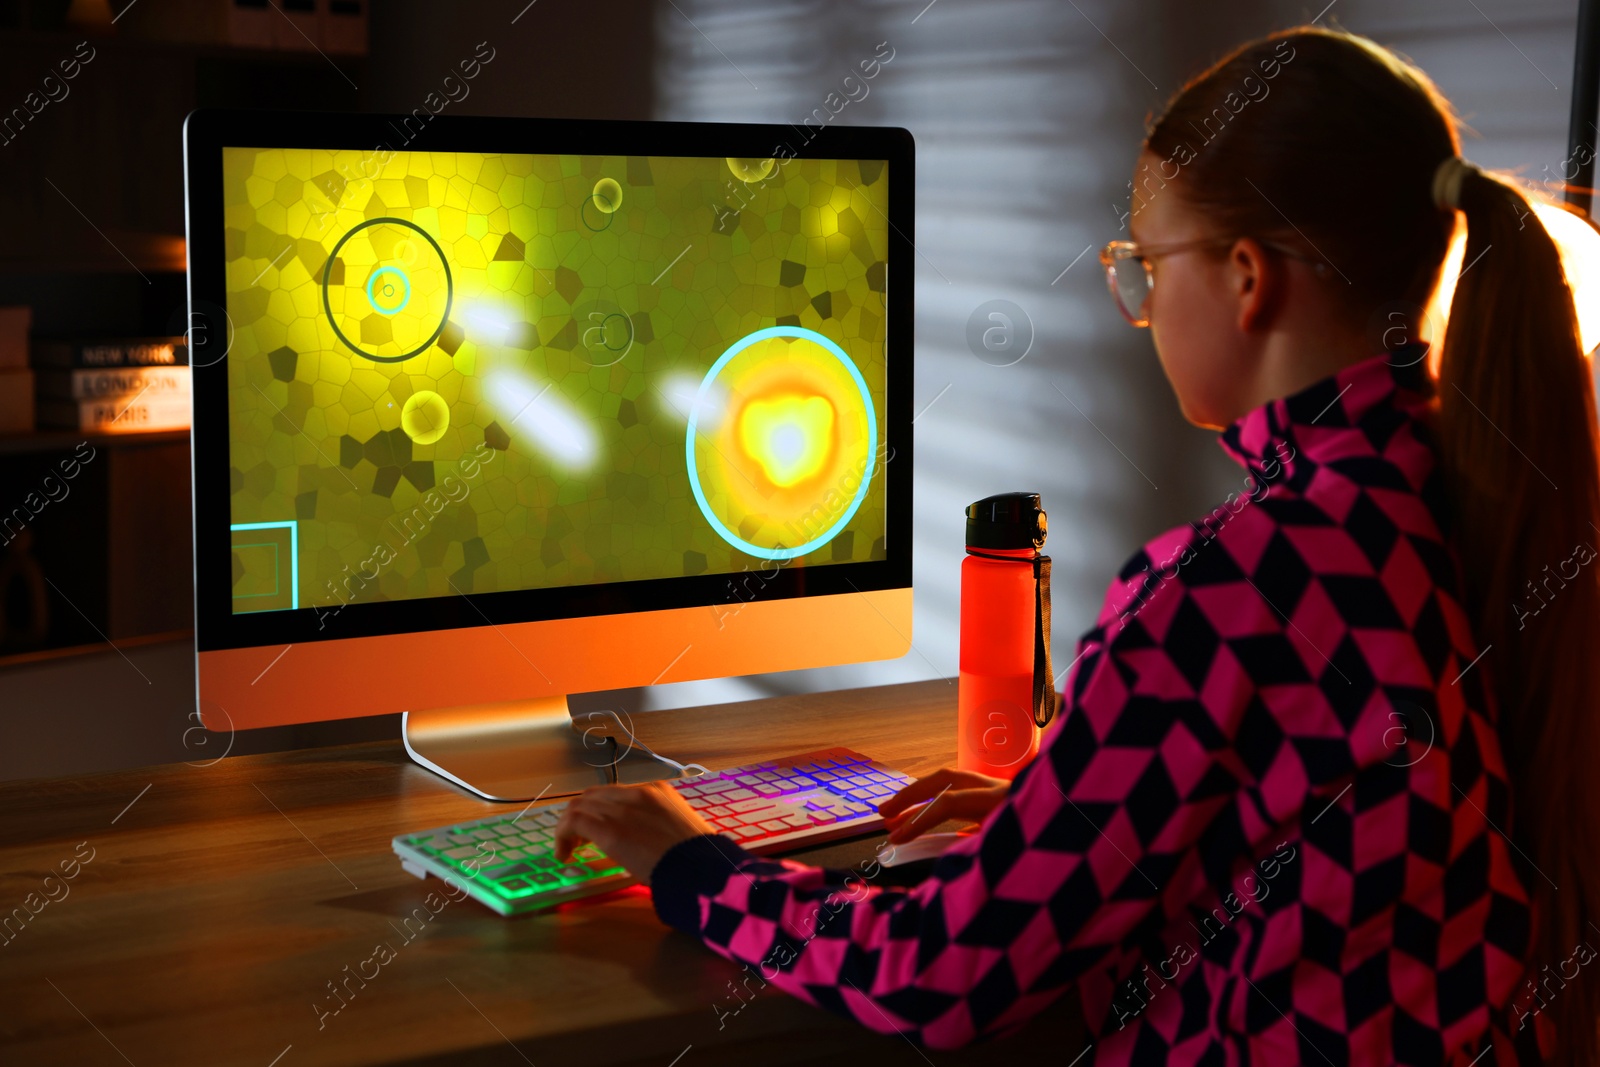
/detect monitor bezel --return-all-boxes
[183,109,914,655]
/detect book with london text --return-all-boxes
[37,365,191,401]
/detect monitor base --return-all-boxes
[401,697,677,802]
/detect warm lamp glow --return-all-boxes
[1428,195,1600,358]
[1531,200,1600,356]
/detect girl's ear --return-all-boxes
[1228,237,1279,333]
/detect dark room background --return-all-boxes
[0,0,1581,778]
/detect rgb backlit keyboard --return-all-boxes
[392,747,913,915]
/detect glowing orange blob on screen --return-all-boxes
[738,395,836,487]
[686,327,877,560]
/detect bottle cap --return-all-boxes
[965,492,1048,550]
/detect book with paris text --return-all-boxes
[38,393,191,433]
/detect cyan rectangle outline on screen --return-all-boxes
[230,521,299,610]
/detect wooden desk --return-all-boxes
[0,680,1086,1065]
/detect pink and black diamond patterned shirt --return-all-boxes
[650,351,1544,1065]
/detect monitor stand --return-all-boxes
[400,697,679,802]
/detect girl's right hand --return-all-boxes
[877,767,1010,844]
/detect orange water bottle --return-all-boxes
[958,492,1057,779]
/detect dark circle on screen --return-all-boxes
[599,313,630,349]
[580,193,616,232]
[322,217,454,364]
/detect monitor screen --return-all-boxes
[216,146,890,622]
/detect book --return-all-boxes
[0,369,34,433]
[37,366,191,402]
[0,306,29,371]
[32,337,188,370]
[39,394,191,433]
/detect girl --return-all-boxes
[556,27,1600,1065]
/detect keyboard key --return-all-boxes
[531,873,560,887]
[425,836,454,851]
[808,810,836,823]
[583,859,623,877]
[574,844,604,861]
[699,781,738,796]
[500,848,527,861]
[754,771,781,782]
[494,824,524,836]
[482,863,537,880]
[724,789,758,801]
[754,784,782,797]
[471,829,499,841]
[444,846,480,860]
[738,811,771,825]
[735,775,762,786]
[732,826,763,839]
[534,812,559,827]
[867,785,894,797]
[558,866,591,881]
[782,813,812,827]
[495,834,525,847]
[500,878,530,891]
[728,797,779,813]
[707,805,731,817]
[677,786,703,798]
[758,819,789,833]
[448,833,477,846]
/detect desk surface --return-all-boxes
[0,679,1086,1066]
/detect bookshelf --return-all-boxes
[0,7,364,661]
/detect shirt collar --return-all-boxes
[1217,342,1435,478]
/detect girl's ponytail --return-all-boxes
[1437,165,1600,1064]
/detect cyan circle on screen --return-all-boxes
[366,266,411,316]
[685,325,877,561]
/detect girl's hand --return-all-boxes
[552,781,716,884]
[876,767,1010,844]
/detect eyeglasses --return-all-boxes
[1099,236,1332,327]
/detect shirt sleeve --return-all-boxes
[648,546,1254,1049]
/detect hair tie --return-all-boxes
[1432,156,1479,211]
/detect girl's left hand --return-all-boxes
[553,781,716,884]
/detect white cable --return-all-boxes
[577,710,709,781]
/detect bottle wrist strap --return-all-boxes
[965,548,1058,729]
[1032,554,1056,728]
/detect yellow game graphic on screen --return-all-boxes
[220,148,889,616]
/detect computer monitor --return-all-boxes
[182,110,913,800]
